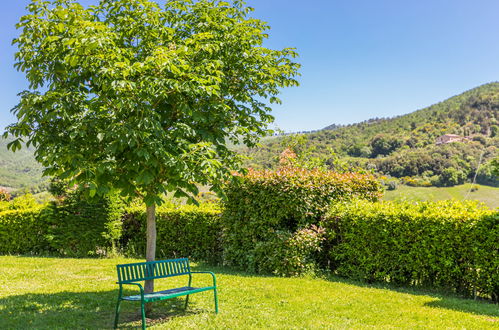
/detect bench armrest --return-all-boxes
[190,271,217,287]
[117,282,145,300]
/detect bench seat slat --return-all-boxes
[122,286,214,302]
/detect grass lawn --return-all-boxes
[384,183,499,209]
[0,256,498,329]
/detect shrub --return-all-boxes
[0,206,48,254]
[44,190,125,257]
[438,167,467,186]
[400,176,432,187]
[0,188,11,202]
[222,167,382,274]
[323,200,498,300]
[253,225,325,276]
[386,181,398,190]
[7,194,39,210]
[122,203,222,264]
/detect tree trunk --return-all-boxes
[144,203,156,315]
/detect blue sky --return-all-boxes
[2,0,499,132]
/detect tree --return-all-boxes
[369,134,403,157]
[492,158,499,177]
[438,167,466,186]
[5,0,299,301]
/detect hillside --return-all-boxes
[238,82,499,186]
[0,137,47,192]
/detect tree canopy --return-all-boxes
[5,0,300,205]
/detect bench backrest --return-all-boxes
[116,258,191,284]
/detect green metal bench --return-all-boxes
[114,258,218,329]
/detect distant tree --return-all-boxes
[438,167,467,186]
[492,158,499,177]
[370,134,403,157]
[6,0,299,300]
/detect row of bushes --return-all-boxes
[121,204,222,264]
[0,191,124,257]
[324,200,498,301]
[116,198,498,300]
[0,168,497,301]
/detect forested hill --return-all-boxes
[0,137,47,192]
[239,82,499,186]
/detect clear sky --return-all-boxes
[2,0,499,133]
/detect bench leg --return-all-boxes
[185,274,192,310]
[114,298,122,328]
[140,301,146,330]
[214,288,219,314]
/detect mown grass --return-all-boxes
[384,183,499,208]
[0,256,498,329]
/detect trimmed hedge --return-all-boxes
[222,167,382,273]
[0,207,47,254]
[323,200,498,301]
[0,191,124,257]
[122,204,222,264]
[44,192,124,257]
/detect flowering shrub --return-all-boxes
[0,188,11,202]
[222,167,382,274]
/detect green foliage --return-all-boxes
[44,190,125,257]
[386,180,398,190]
[438,167,467,186]
[376,142,492,183]
[6,194,39,210]
[122,204,222,264]
[0,194,41,213]
[0,190,124,257]
[222,167,382,274]
[370,134,404,156]
[253,225,325,276]
[323,200,498,301]
[6,0,300,205]
[476,158,499,186]
[0,207,47,254]
[491,158,499,176]
[278,134,329,170]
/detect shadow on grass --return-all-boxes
[0,290,204,329]
[328,275,499,318]
[193,263,499,319]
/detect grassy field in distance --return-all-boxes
[384,183,499,209]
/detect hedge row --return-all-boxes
[121,204,222,264]
[324,200,498,300]
[0,207,47,254]
[44,191,124,256]
[0,192,124,257]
